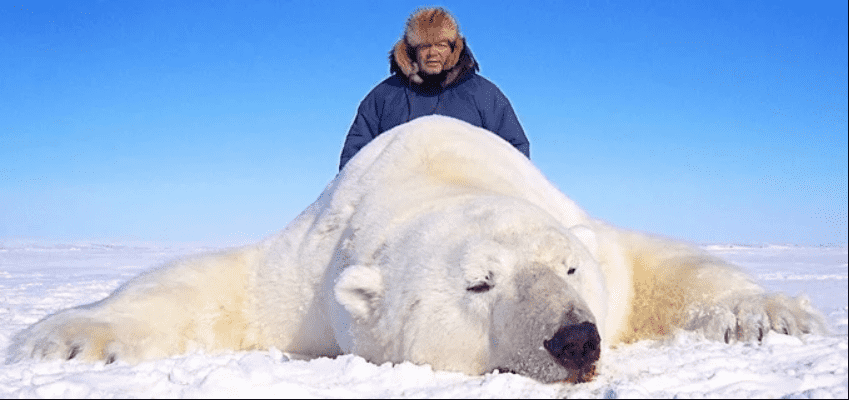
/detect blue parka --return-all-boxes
[339,42,528,170]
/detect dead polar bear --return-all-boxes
[6,115,826,383]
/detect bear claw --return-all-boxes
[67,344,81,360]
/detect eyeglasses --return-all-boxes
[417,41,453,52]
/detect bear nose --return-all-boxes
[543,321,601,370]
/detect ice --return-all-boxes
[0,241,846,398]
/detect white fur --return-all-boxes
[6,116,827,383]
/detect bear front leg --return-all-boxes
[673,262,828,343]
[626,249,828,344]
[7,248,260,365]
[682,292,827,343]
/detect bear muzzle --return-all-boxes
[491,318,601,384]
[487,267,602,383]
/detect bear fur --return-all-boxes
[5,116,827,383]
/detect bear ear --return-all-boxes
[334,264,384,322]
[569,225,598,256]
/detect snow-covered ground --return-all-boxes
[0,241,846,398]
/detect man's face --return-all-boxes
[416,41,452,75]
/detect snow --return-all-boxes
[1,241,846,398]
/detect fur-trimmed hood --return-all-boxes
[388,8,479,88]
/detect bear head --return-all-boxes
[332,196,608,383]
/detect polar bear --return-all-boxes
[6,116,826,383]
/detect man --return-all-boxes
[339,7,529,171]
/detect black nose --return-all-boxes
[543,321,601,370]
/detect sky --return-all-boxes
[1,0,846,246]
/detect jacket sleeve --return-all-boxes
[339,93,381,171]
[481,82,530,159]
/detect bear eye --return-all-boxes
[467,281,493,293]
[567,268,576,275]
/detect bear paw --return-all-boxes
[682,293,826,344]
[7,316,125,364]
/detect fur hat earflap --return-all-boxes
[392,39,422,84]
[390,7,467,86]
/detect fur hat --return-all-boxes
[404,7,460,47]
[390,7,471,86]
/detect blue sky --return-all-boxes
[1,0,846,246]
